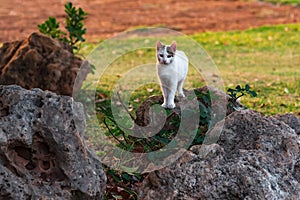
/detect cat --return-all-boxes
[156,41,188,109]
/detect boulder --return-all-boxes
[134,86,237,133]
[274,113,300,135]
[0,85,106,199]
[138,110,300,199]
[133,86,238,147]
[0,32,90,96]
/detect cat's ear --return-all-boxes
[156,41,163,50]
[170,41,177,52]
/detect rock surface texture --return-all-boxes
[274,113,300,135]
[139,110,300,200]
[134,86,234,133]
[0,85,106,199]
[0,32,90,96]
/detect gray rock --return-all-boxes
[0,85,106,200]
[273,113,300,134]
[139,110,300,200]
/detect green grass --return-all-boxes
[259,0,300,6]
[191,24,300,115]
[80,24,300,116]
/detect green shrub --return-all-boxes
[227,84,257,102]
[38,2,87,52]
[227,84,257,110]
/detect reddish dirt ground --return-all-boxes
[0,0,300,43]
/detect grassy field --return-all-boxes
[192,24,300,115]
[259,0,300,6]
[80,23,299,116]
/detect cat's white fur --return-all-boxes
[156,41,188,109]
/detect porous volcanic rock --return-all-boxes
[0,32,90,96]
[138,110,300,199]
[274,113,300,135]
[134,86,238,138]
[0,85,106,199]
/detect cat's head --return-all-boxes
[156,41,176,65]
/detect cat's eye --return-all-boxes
[159,54,163,57]
[167,55,172,58]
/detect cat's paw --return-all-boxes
[161,103,168,108]
[161,103,176,109]
[178,93,185,98]
[168,103,176,109]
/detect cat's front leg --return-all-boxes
[167,94,176,109]
[162,99,175,109]
[161,85,169,108]
[161,85,176,109]
[166,84,176,109]
[177,79,185,98]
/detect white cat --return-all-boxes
[156,41,188,109]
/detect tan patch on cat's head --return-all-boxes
[166,46,174,56]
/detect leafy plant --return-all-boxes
[38,2,87,52]
[64,2,87,49]
[104,165,143,200]
[96,97,177,153]
[191,89,212,145]
[227,84,257,110]
[37,17,66,40]
[96,88,215,150]
[227,84,257,102]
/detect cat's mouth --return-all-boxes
[160,60,171,65]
